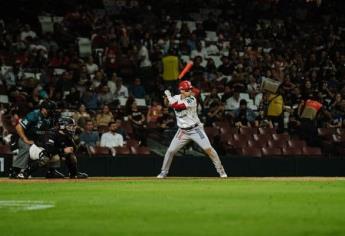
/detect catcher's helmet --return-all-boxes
[57,117,76,135]
[178,80,193,91]
[40,99,57,112]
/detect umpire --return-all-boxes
[11,99,58,179]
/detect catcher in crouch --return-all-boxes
[28,117,88,179]
[157,80,227,178]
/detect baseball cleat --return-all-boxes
[220,173,228,178]
[157,172,168,179]
[70,172,88,179]
[46,169,65,179]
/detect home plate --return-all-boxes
[0,200,55,211]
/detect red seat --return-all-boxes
[288,140,306,148]
[272,133,290,142]
[262,147,282,156]
[228,139,248,148]
[248,139,267,148]
[258,127,276,135]
[332,134,345,143]
[204,127,220,144]
[253,134,272,142]
[282,147,302,155]
[126,139,141,148]
[302,147,322,156]
[130,146,151,155]
[318,128,336,139]
[241,147,262,157]
[239,127,258,135]
[92,146,111,156]
[213,121,230,130]
[268,139,287,148]
[115,146,131,155]
[0,144,12,155]
[233,133,252,141]
[219,127,238,135]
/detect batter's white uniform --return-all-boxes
[159,94,227,177]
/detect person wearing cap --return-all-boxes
[10,99,61,179]
[157,80,227,178]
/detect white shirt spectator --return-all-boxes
[206,44,219,56]
[86,63,99,75]
[138,45,152,67]
[225,95,241,111]
[114,84,129,98]
[191,48,208,60]
[20,25,37,41]
[100,132,124,148]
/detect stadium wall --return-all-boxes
[1,155,345,177]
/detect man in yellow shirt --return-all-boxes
[266,91,284,133]
[161,49,182,89]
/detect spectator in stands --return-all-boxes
[98,85,114,105]
[95,104,114,128]
[265,91,285,133]
[225,88,241,111]
[114,118,130,140]
[113,77,129,99]
[206,100,224,127]
[100,121,124,156]
[20,24,37,41]
[128,101,147,146]
[81,87,100,111]
[85,55,99,75]
[130,78,146,99]
[157,107,175,130]
[203,88,221,112]
[161,48,180,88]
[73,104,91,128]
[79,120,99,154]
[147,100,163,124]
[191,41,208,61]
[233,99,257,128]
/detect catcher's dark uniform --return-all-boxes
[29,117,88,179]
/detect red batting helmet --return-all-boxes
[178,80,193,91]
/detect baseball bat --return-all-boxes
[178,61,193,80]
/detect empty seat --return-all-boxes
[219,126,238,135]
[0,144,12,155]
[337,128,345,135]
[115,146,131,155]
[282,147,302,155]
[126,139,141,148]
[228,139,248,148]
[258,127,276,135]
[302,147,322,156]
[239,127,258,135]
[268,139,287,148]
[253,134,272,141]
[92,146,111,156]
[233,133,252,141]
[332,134,345,143]
[318,128,336,139]
[213,121,230,130]
[288,140,306,148]
[262,147,282,156]
[130,146,151,155]
[248,139,267,148]
[241,147,262,157]
[272,133,290,142]
[204,127,220,144]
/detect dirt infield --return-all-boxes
[1,176,345,183]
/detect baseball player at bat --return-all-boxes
[157,80,227,178]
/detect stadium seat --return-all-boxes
[92,146,111,156]
[302,147,322,156]
[212,121,230,130]
[115,146,131,155]
[332,134,345,143]
[268,139,287,148]
[239,127,258,135]
[130,146,151,155]
[248,139,267,148]
[253,134,272,142]
[241,147,262,157]
[261,147,282,156]
[219,127,238,135]
[336,128,345,135]
[126,139,141,148]
[318,128,336,141]
[0,144,11,155]
[287,140,306,148]
[233,133,252,141]
[282,147,302,156]
[272,133,290,142]
[204,127,220,144]
[258,127,276,135]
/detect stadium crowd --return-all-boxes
[0,0,344,157]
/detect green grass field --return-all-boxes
[1,177,345,236]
